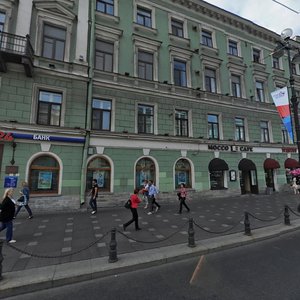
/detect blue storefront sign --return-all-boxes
[4,176,18,188]
[11,133,85,143]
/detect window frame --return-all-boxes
[260,120,270,143]
[175,109,189,137]
[173,59,187,87]
[137,104,155,134]
[0,11,5,32]
[137,50,154,81]
[235,117,245,141]
[205,67,217,93]
[201,29,213,48]
[96,0,114,16]
[231,74,242,98]
[228,39,239,56]
[94,39,114,72]
[255,80,265,102]
[171,18,184,38]
[208,114,219,140]
[92,98,112,131]
[252,48,262,63]
[136,5,152,28]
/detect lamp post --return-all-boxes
[273,28,300,162]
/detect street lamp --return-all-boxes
[273,28,300,162]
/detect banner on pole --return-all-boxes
[271,87,293,142]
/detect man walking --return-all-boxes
[147,180,160,215]
[89,179,99,214]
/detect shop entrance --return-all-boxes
[238,158,258,194]
[263,158,280,192]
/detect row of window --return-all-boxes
[38,90,289,143]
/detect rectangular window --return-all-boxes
[138,50,153,80]
[272,57,280,69]
[292,63,297,75]
[228,40,238,56]
[231,74,241,97]
[95,40,114,72]
[171,19,184,37]
[205,68,217,92]
[0,12,5,32]
[37,91,62,126]
[92,99,112,131]
[96,0,114,15]
[260,121,270,143]
[201,30,213,47]
[253,48,261,63]
[138,104,154,134]
[174,59,187,87]
[137,6,152,28]
[42,24,66,61]
[208,114,219,140]
[235,118,245,141]
[282,123,289,144]
[175,110,188,137]
[255,80,265,102]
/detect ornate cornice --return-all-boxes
[170,0,279,44]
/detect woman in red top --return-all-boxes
[123,188,141,231]
[177,183,190,214]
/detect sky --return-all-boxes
[204,0,300,37]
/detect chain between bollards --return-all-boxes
[284,205,291,225]
[244,212,251,236]
[108,227,118,263]
[0,239,3,281]
[188,218,195,248]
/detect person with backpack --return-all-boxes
[123,188,141,231]
[147,180,161,215]
[89,179,99,215]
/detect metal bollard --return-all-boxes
[284,205,291,225]
[108,227,118,263]
[244,212,251,236]
[188,218,196,248]
[0,239,3,281]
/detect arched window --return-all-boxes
[136,158,155,188]
[175,159,191,188]
[29,155,60,194]
[87,157,111,192]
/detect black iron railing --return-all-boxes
[0,32,34,60]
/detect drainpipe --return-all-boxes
[80,0,96,204]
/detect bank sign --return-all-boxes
[208,144,253,152]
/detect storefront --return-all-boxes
[208,158,229,190]
[264,158,280,192]
[238,158,258,194]
[284,158,299,184]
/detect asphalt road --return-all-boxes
[6,229,300,300]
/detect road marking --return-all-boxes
[190,255,205,285]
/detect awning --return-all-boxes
[238,158,256,171]
[284,158,300,169]
[208,158,229,172]
[264,158,280,170]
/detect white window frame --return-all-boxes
[92,94,116,132]
[207,113,223,140]
[135,102,158,135]
[202,56,222,93]
[0,1,14,33]
[173,107,193,138]
[133,0,156,29]
[95,24,122,73]
[234,116,249,142]
[200,25,217,48]
[133,35,161,81]
[227,37,241,57]
[252,47,264,64]
[31,84,67,127]
[34,3,76,62]
[168,13,188,39]
[169,46,192,88]
[96,0,119,18]
[260,120,272,143]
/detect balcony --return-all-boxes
[0,32,34,77]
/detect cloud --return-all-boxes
[204,0,300,36]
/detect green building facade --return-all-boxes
[1,0,300,209]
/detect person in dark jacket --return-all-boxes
[14,181,33,219]
[0,188,16,243]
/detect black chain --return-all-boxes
[193,216,244,235]
[117,221,189,244]
[286,205,300,217]
[5,231,110,259]
[247,209,284,222]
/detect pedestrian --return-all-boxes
[0,188,16,243]
[123,188,142,231]
[89,179,99,214]
[141,179,149,209]
[177,183,190,214]
[147,180,161,215]
[14,181,33,219]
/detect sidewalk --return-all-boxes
[1,193,300,298]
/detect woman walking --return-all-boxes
[14,181,33,219]
[123,188,141,231]
[177,183,190,214]
[0,188,16,243]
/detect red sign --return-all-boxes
[282,147,297,153]
[0,131,13,141]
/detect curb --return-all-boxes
[1,220,300,299]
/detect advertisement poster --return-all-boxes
[93,171,105,188]
[4,176,18,188]
[178,172,187,184]
[38,172,52,189]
